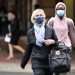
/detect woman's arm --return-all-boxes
[20,44,33,69]
[44,25,58,46]
[52,28,58,42]
[21,28,35,69]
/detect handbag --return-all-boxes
[4,34,11,43]
[49,42,71,73]
[4,24,11,43]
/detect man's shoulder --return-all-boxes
[66,18,74,24]
[47,17,55,27]
[48,17,55,22]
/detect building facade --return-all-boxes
[0,0,74,35]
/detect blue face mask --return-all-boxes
[56,10,65,17]
[35,16,44,24]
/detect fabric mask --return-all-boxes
[35,16,44,24]
[8,13,15,21]
[56,10,65,17]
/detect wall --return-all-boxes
[64,0,73,19]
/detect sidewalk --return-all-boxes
[0,48,75,73]
[0,62,75,73]
[0,63,32,72]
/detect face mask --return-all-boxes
[56,10,65,17]
[8,13,15,21]
[35,16,44,24]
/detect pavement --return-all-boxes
[0,52,74,73]
[0,56,75,75]
[0,62,75,73]
[0,72,32,75]
[0,63,75,75]
[0,63,32,73]
[0,47,75,74]
[0,72,74,75]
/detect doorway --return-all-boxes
[0,0,8,36]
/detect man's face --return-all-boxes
[56,4,65,18]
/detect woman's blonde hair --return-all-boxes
[31,9,46,23]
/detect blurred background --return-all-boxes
[0,0,74,73]
[0,0,74,36]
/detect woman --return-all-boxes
[47,2,75,75]
[6,11,25,60]
[21,9,57,75]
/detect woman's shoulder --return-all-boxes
[27,27,34,34]
[45,24,53,33]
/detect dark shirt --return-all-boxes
[21,25,58,68]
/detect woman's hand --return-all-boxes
[43,39,55,46]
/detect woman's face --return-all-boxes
[34,12,45,25]
[8,12,15,21]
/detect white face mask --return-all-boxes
[56,10,65,17]
[8,13,15,21]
